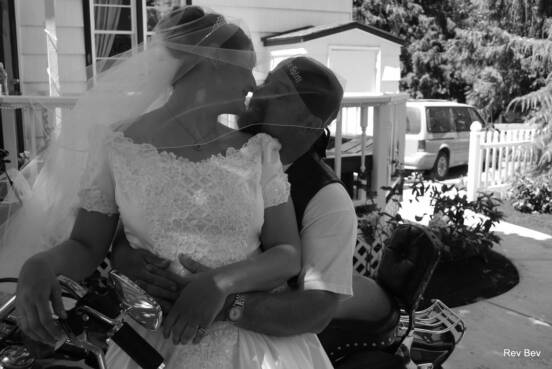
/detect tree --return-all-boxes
[354,0,552,170]
[354,0,470,100]
[446,26,552,122]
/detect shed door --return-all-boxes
[328,47,378,94]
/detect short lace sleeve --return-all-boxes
[77,126,118,215]
[251,133,291,208]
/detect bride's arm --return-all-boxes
[17,209,118,344]
[31,209,118,279]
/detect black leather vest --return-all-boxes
[287,151,343,229]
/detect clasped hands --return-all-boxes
[117,250,232,345]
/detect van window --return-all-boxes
[453,107,471,131]
[406,107,421,134]
[427,107,453,133]
[468,108,486,126]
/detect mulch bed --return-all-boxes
[420,249,519,308]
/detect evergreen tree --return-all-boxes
[354,0,552,170]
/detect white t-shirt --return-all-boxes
[297,182,356,298]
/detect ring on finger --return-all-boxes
[196,326,207,338]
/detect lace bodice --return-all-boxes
[79,128,290,271]
[79,128,291,369]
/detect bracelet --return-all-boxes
[227,293,246,322]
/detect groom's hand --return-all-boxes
[110,238,180,309]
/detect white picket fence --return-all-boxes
[466,122,538,200]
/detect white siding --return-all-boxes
[194,0,352,59]
[15,1,369,97]
[18,0,86,95]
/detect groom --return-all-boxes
[111,57,388,339]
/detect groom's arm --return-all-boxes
[171,255,339,335]
[222,286,340,335]
[232,185,357,336]
[181,185,356,336]
[111,184,356,336]
[112,230,339,335]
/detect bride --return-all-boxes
[9,5,335,369]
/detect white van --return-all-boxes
[404,100,486,179]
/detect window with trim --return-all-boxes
[468,108,486,126]
[452,107,471,132]
[85,0,189,78]
[427,107,454,133]
[406,106,421,134]
[0,0,20,95]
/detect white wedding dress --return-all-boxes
[77,126,334,369]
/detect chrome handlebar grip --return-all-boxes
[0,295,16,321]
[57,275,88,300]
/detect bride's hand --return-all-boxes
[16,255,66,344]
[162,271,228,345]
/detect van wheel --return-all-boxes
[433,152,449,180]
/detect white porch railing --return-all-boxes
[466,122,537,201]
[1,94,407,208]
[0,95,77,172]
[330,94,408,208]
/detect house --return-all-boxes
[3,0,401,96]
[1,0,407,206]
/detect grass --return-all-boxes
[498,199,552,236]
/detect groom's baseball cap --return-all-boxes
[273,56,344,126]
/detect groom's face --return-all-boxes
[242,72,321,151]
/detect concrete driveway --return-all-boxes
[446,227,552,369]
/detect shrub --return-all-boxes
[410,176,504,262]
[355,175,504,269]
[508,172,552,213]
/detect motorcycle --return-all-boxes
[0,272,464,369]
[0,270,165,369]
[318,223,466,369]
[1,150,464,369]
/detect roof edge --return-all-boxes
[260,25,314,43]
[262,22,405,47]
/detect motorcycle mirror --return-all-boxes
[109,270,162,330]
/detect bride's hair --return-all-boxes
[158,6,256,85]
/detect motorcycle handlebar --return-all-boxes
[1,274,166,369]
[0,275,85,322]
[111,323,165,369]
[0,295,16,321]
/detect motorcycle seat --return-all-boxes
[319,223,443,366]
[318,306,401,362]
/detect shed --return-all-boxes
[262,22,404,137]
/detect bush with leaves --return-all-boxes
[508,172,552,213]
[355,173,504,268]
[357,200,402,248]
[409,176,504,262]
